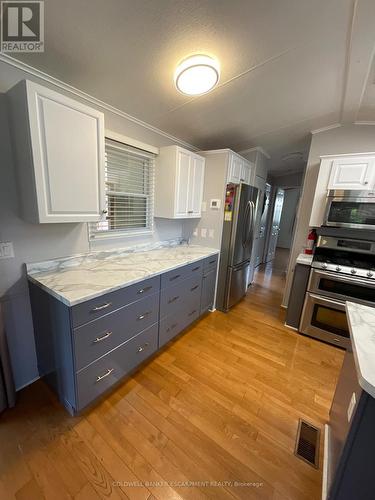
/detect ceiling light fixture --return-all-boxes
[174,54,220,96]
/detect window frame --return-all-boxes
[89,131,158,241]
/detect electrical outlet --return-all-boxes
[208,229,214,238]
[201,228,207,238]
[0,242,15,259]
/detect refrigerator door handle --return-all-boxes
[246,201,255,248]
[242,201,251,248]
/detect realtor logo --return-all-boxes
[1,1,44,52]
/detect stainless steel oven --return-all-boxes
[324,190,375,230]
[300,235,375,349]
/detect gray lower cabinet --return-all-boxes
[29,255,218,415]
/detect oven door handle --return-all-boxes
[308,293,346,309]
[311,269,375,287]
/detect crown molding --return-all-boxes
[0,53,199,151]
[310,123,342,135]
[239,146,271,159]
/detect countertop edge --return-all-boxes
[27,248,220,307]
[346,301,375,399]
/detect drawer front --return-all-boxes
[74,293,159,371]
[204,254,219,273]
[160,274,202,318]
[159,313,185,348]
[159,295,201,348]
[71,275,160,327]
[161,260,203,289]
[76,323,158,410]
[201,269,217,313]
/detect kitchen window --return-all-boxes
[89,138,155,239]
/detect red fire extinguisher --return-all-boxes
[305,228,317,255]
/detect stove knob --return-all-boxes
[322,263,328,269]
[351,269,357,275]
[335,266,341,272]
[367,271,374,278]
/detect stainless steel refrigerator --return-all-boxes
[216,183,258,312]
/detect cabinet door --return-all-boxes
[175,149,191,216]
[187,155,205,216]
[201,269,217,313]
[240,161,253,185]
[228,155,242,183]
[328,157,375,190]
[25,81,105,223]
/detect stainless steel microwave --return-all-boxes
[324,190,375,229]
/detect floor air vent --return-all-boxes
[294,419,320,468]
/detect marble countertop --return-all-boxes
[346,302,375,398]
[296,253,313,266]
[27,244,219,307]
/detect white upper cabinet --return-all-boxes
[310,153,375,227]
[155,146,205,218]
[328,156,375,190]
[227,153,254,185]
[7,80,105,223]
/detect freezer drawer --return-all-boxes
[224,262,249,311]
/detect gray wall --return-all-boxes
[277,188,300,249]
[0,60,194,390]
[283,124,375,307]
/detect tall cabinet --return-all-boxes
[154,146,205,218]
[7,80,105,223]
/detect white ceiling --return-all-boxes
[12,0,375,172]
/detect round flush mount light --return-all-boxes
[174,54,220,96]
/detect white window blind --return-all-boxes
[89,138,155,239]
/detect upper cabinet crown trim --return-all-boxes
[0,53,198,152]
[320,152,375,159]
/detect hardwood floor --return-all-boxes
[0,255,344,500]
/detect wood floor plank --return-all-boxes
[0,249,344,500]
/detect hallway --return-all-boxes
[0,254,344,500]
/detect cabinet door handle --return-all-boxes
[137,342,149,353]
[169,274,181,281]
[188,309,197,317]
[137,286,152,295]
[190,285,199,291]
[209,259,216,264]
[92,302,112,312]
[192,266,200,272]
[93,331,112,343]
[137,311,151,320]
[96,368,114,382]
[168,296,180,304]
[188,210,194,213]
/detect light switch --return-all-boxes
[201,228,207,238]
[208,229,214,238]
[0,242,15,259]
[193,229,198,237]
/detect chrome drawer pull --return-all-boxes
[137,286,152,295]
[190,285,199,291]
[188,210,194,213]
[192,266,200,272]
[96,368,114,382]
[137,311,151,320]
[169,274,181,281]
[137,342,149,353]
[93,331,112,343]
[168,296,179,304]
[188,309,197,317]
[92,302,112,312]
